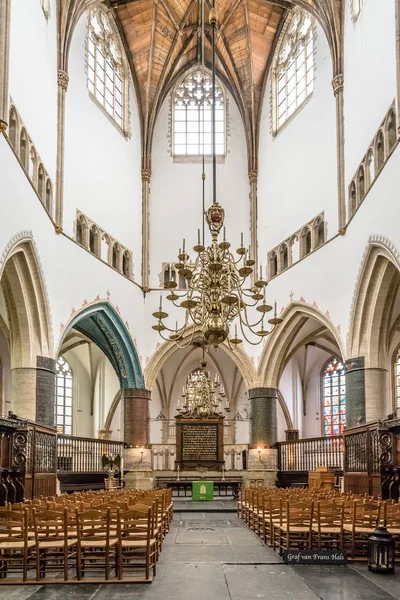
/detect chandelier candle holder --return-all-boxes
[177,360,230,418]
[152,1,283,348]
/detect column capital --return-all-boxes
[57,69,69,91]
[124,388,151,400]
[249,387,278,399]
[248,170,258,184]
[332,74,344,97]
[0,119,7,136]
[141,168,151,183]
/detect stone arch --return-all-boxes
[348,237,400,369]
[144,328,257,392]
[0,235,52,369]
[58,301,144,390]
[257,301,345,389]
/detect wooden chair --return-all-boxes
[311,500,343,549]
[117,506,157,581]
[343,500,381,559]
[75,508,118,580]
[33,508,77,581]
[0,509,34,581]
[276,500,313,554]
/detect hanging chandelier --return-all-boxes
[152,2,283,348]
[176,359,230,419]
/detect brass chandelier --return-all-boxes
[177,359,230,419]
[152,1,283,348]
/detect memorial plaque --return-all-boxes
[182,423,218,461]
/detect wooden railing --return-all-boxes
[57,435,124,473]
[277,435,343,472]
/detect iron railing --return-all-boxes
[57,435,123,473]
[277,435,343,472]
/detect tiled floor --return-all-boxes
[2,508,400,599]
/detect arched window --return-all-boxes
[173,69,225,156]
[274,8,314,131]
[301,227,312,257]
[76,215,87,247]
[279,244,288,271]
[322,357,346,436]
[290,235,299,264]
[29,147,37,182]
[38,164,45,201]
[269,252,278,278]
[349,181,357,216]
[89,225,100,256]
[314,218,325,248]
[55,356,73,435]
[45,179,52,213]
[357,165,365,202]
[386,109,396,152]
[9,106,18,150]
[122,250,131,278]
[366,148,375,188]
[164,264,176,287]
[112,243,120,270]
[87,8,126,129]
[375,130,385,172]
[19,128,28,170]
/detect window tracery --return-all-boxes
[322,358,346,436]
[273,8,315,131]
[173,69,225,156]
[87,8,126,131]
[55,356,73,435]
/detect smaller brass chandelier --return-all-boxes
[177,360,230,418]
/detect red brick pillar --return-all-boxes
[124,388,151,447]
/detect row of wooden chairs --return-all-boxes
[0,488,173,583]
[238,487,400,560]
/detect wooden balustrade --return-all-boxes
[277,435,343,473]
[57,435,124,474]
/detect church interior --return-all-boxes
[1,0,400,597]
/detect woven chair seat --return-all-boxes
[80,538,117,548]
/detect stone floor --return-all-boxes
[2,507,400,599]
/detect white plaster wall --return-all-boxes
[258,22,337,262]
[344,0,397,184]
[149,90,250,289]
[8,0,57,180]
[63,13,143,277]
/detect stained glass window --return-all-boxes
[395,354,400,408]
[55,356,73,435]
[173,69,225,156]
[274,8,314,131]
[87,9,125,129]
[322,358,346,436]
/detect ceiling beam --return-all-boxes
[160,0,180,31]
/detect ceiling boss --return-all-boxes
[152,2,283,349]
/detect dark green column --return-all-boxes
[249,387,277,448]
[345,357,366,427]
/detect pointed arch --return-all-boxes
[257,301,345,388]
[58,301,144,390]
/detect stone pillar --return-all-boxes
[124,388,153,490]
[245,387,278,488]
[345,357,366,428]
[55,70,69,227]
[248,170,258,274]
[346,357,390,426]
[0,0,11,132]
[11,357,56,426]
[141,168,151,289]
[332,75,346,231]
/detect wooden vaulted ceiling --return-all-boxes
[110,0,291,168]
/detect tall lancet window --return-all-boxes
[322,358,346,436]
[87,8,125,130]
[273,8,315,131]
[173,69,225,156]
[55,356,73,435]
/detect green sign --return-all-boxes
[192,480,214,501]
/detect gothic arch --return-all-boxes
[348,237,400,368]
[0,235,52,368]
[144,327,257,391]
[58,301,144,390]
[257,301,345,388]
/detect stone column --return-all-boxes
[0,0,11,132]
[345,357,366,428]
[141,168,151,289]
[11,357,56,426]
[248,170,258,274]
[245,387,278,488]
[346,357,390,426]
[55,70,69,227]
[332,75,346,231]
[124,388,153,489]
